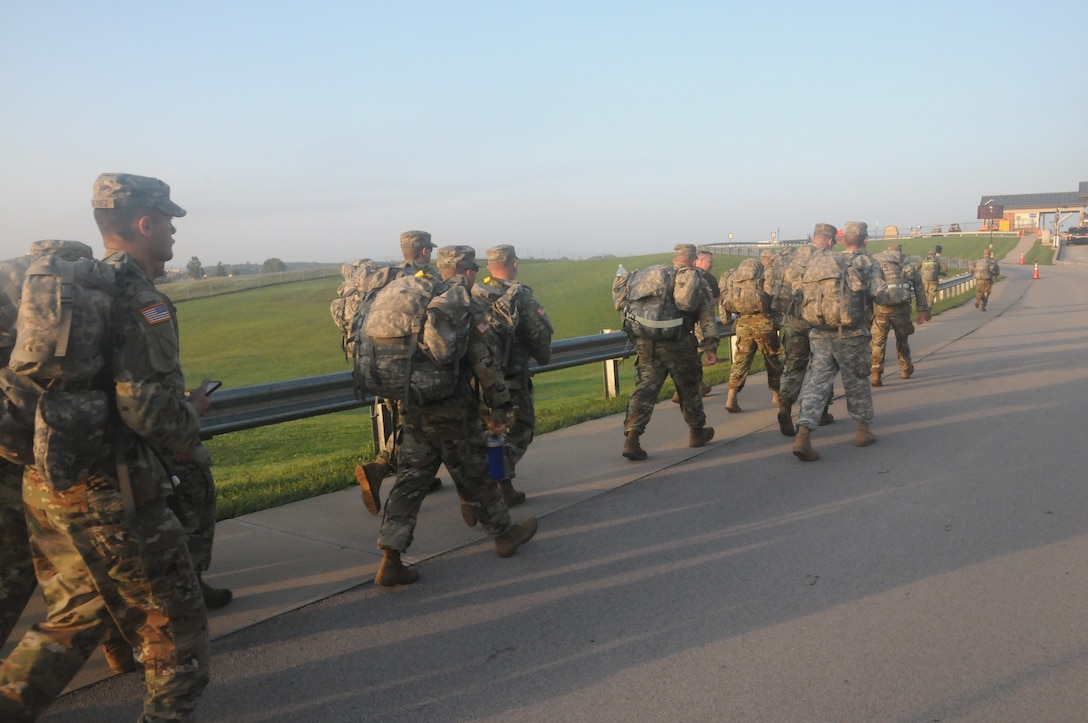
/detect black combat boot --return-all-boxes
[199,574,233,610]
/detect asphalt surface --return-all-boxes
[31,238,1088,722]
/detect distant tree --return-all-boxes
[262,258,287,273]
[214,262,227,277]
[186,256,203,280]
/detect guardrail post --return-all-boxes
[602,329,622,398]
[370,400,395,456]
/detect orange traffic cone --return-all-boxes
[1019,251,1025,265]
[1033,262,1040,280]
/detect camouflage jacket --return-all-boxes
[480,276,554,381]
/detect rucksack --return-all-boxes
[0,240,118,487]
[718,258,766,315]
[918,256,942,283]
[613,265,687,341]
[799,251,865,330]
[354,274,471,404]
[472,281,518,368]
[330,260,406,360]
[972,258,995,281]
[872,249,914,306]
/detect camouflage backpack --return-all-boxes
[972,258,996,281]
[330,260,406,360]
[472,281,518,368]
[474,278,554,377]
[766,246,810,319]
[918,255,942,284]
[872,249,914,305]
[799,250,865,330]
[0,240,118,488]
[613,265,688,341]
[717,258,766,315]
[354,274,472,404]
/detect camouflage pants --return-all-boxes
[923,281,938,309]
[170,445,217,572]
[778,320,812,406]
[870,304,915,375]
[729,315,783,393]
[0,464,35,648]
[378,394,512,553]
[481,378,535,480]
[0,472,209,722]
[624,335,706,436]
[975,279,992,308]
[797,331,873,430]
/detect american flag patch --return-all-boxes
[476,320,490,334]
[140,303,172,325]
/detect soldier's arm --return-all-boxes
[467,312,512,416]
[516,287,554,366]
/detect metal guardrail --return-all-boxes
[199,274,975,440]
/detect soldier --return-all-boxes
[374,246,538,586]
[0,173,210,720]
[917,250,943,309]
[621,244,718,461]
[722,249,782,413]
[356,230,443,513]
[870,243,930,387]
[769,225,837,436]
[692,250,717,396]
[972,249,1000,311]
[474,244,554,509]
[793,222,885,462]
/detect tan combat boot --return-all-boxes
[771,390,780,406]
[375,549,419,586]
[689,426,715,447]
[459,498,478,527]
[498,479,526,507]
[855,422,876,447]
[495,517,538,558]
[870,371,882,387]
[777,402,795,437]
[901,364,914,380]
[724,388,742,413]
[622,431,647,461]
[819,406,834,426]
[792,425,820,461]
[356,462,390,515]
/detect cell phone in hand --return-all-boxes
[205,381,223,394]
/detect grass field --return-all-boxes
[183,234,1013,518]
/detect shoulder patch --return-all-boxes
[140,302,173,325]
[476,320,491,334]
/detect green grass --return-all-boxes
[182,236,1013,519]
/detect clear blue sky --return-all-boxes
[2,0,1085,265]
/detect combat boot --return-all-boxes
[819,407,834,426]
[498,479,526,507]
[375,549,419,586]
[724,388,741,413]
[689,426,715,447]
[855,422,876,447]
[622,431,647,461]
[356,462,390,515]
[102,638,138,674]
[771,390,780,406]
[777,402,796,437]
[199,574,233,610]
[792,425,820,461]
[871,371,882,387]
[700,383,712,397]
[901,364,914,380]
[459,498,477,527]
[495,517,538,558]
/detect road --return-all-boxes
[41,250,1088,722]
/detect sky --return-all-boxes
[2,0,1086,266]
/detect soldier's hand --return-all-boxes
[187,377,215,417]
[916,310,931,325]
[704,351,718,366]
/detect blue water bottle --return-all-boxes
[486,435,506,481]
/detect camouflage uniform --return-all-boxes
[797,247,884,430]
[476,255,553,485]
[623,250,719,438]
[917,252,943,309]
[378,263,515,553]
[725,256,782,398]
[0,461,34,648]
[870,247,929,380]
[0,176,208,722]
[973,254,999,310]
[771,244,817,408]
[170,444,217,572]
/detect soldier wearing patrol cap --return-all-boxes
[0,173,212,721]
[373,245,538,586]
[869,243,929,387]
[621,244,719,461]
[470,244,554,512]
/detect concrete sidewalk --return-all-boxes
[4,235,1038,696]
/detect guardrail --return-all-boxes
[199,273,975,440]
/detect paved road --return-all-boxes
[39,244,1088,721]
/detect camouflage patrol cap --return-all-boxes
[400,230,436,249]
[92,173,186,217]
[674,244,697,260]
[436,245,478,271]
[487,244,518,263]
[812,223,837,239]
[843,221,869,239]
